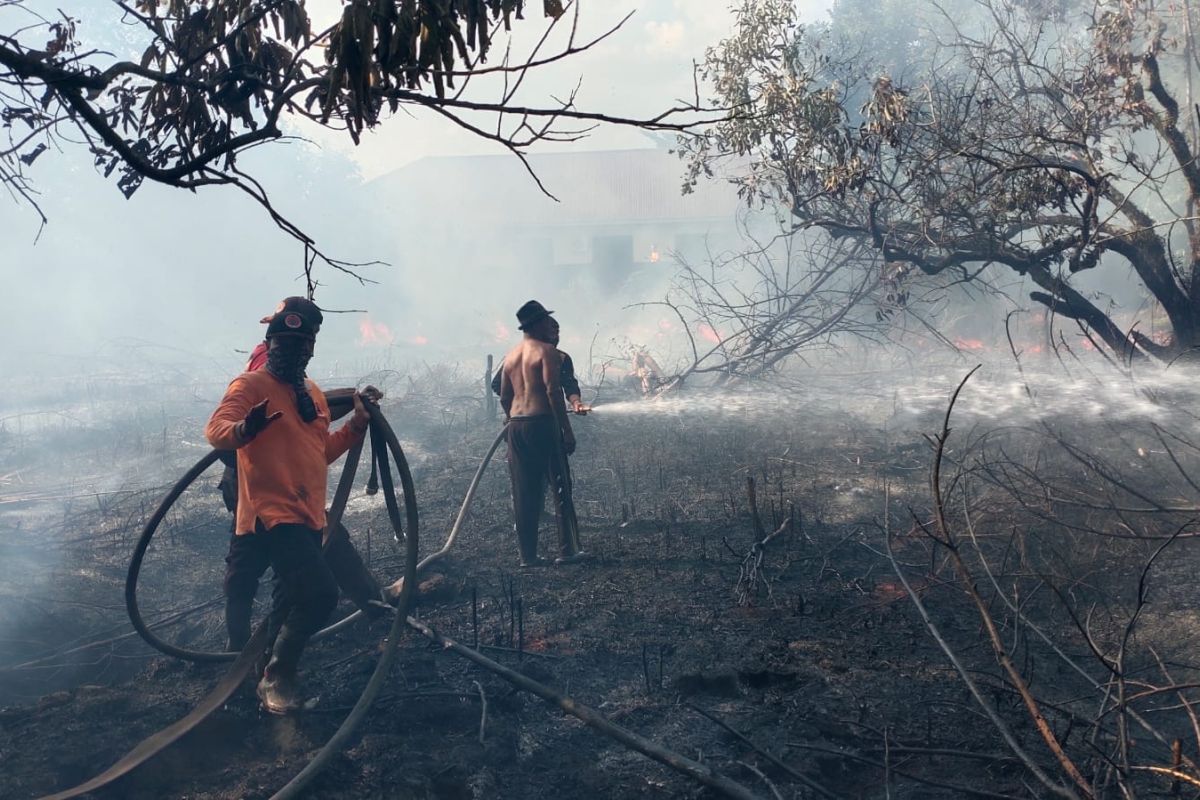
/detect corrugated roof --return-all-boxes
[369,148,739,227]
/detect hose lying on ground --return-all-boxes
[43,413,765,800]
[38,396,418,800]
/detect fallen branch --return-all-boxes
[883,494,1079,799]
[686,702,837,799]
[922,367,1093,797]
[406,615,765,800]
[784,741,1026,800]
[1129,765,1200,789]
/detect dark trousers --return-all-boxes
[506,416,577,561]
[223,522,377,654]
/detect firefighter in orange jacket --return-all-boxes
[205,297,370,714]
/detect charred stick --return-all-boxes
[471,584,478,650]
[1128,766,1200,789]
[687,703,836,799]
[925,369,1093,798]
[478,644,561,660]
[784,742,1023,800]
[884,502,1078,799]
[746,476,766,540]
[507,577,516,648]
[736,761,783,800]
[473,680,488,743]
[642,643,653,695]
[408,616,765,800]
[517,597,524,662]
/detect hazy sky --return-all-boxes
[0,1,834,379]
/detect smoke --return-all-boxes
[589,355,1200,438]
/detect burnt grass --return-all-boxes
[0,388,1193,799]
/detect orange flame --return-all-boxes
[697,323,721,344]
[954,337,986,351]
[358,318,395,347]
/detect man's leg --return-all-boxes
[507,420,549,565]
[223,531,270,651]
[259,524,338,713]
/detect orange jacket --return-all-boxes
[205,370,364,535]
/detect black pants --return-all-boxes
[506,416,578,561]
[223,522,375,654]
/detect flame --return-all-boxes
[649,245,661,263]
[411,335,429,346]
[493,321,511,342]
[358,318,395,347]
[954,338,986,351]
[697,323,721,344]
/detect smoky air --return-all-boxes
[1,1,1197,798]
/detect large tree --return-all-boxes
[683,0,1200,361]
[1,0,717,284]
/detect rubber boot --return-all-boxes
[256,630,304,715]
[256,662,300,715]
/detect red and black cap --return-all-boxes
[261,296,323,339]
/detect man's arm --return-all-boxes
[543,348,574,454]
[205,377,257,450]
[324,391,369,464]
[491,363,503,397]
[324,387,357,421]
[499,361,515,418]
[559,352,584,412]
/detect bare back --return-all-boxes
[501,338,561,418]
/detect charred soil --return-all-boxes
[2,386,1196,799]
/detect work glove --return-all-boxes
[238,398,283,442]
[348,392,371,435]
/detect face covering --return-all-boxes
[266,337,318,423]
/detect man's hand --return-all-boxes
[360,385,384,405]
[349,392,371,434]
[570,398,589,415]
[238,399,283,442]
[562,430,577,456]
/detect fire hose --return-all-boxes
[40,397,419,800]
[39,405,768,800]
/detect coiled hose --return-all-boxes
[41,398,418,800]
[42,416,770,800]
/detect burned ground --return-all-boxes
[2,365,1199,799]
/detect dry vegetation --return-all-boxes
[2,358,1200,799]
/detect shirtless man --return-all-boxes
[499,300,587,567]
